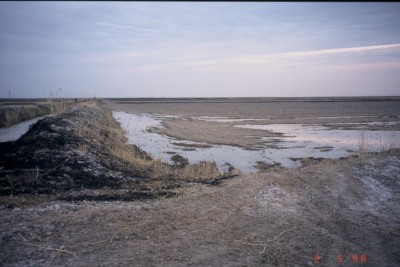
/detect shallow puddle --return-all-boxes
[113,111,400,172]
[196,116,268,123]
[237,124,399,151]
[237,124,399,162]
[0,115,51,143]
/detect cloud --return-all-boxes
[282,44,400,57]
[135,44,400,71]
[1,2,400,97]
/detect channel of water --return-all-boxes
[0,115,51,143]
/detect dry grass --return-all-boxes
[77,143,89,155]
[358,131,366,155]
[358,131,400,162]
[357,131,367,162]
[75,100,222,181]
[110,143,221,181]
[178,161,221,181]
[79,100,99,109]
[2,153,399,266]
[0,100,76,127]
[378,132,400,155]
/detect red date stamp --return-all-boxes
[314,254,366,264]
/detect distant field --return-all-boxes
[107,96,400,103]
[106,97,400,124]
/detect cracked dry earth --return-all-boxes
[1,154,399,266]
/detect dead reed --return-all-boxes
[358,131,400,163]
[0,100,76,127]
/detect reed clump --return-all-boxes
[0,100,76,127]
[358,131,400,163]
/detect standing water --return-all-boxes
[113,111,400,172]
[0,115,50,143]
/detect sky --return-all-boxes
[0,2,400,98]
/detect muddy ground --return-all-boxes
[0,100,399,266]
[149,119,283,149]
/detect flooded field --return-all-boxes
[109,98,400,172]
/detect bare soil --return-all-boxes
[1,99,399,266]
[108,98,400,129]
[149,119,283,149]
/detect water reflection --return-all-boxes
[0,115,50,143]
[113,111,400,173]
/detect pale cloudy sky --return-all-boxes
[1,2,400,98]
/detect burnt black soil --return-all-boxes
[0,103,177,201]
